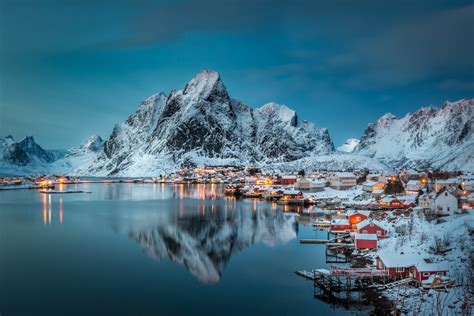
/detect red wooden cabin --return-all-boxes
[356,219,388,238]
[354,233,378,250]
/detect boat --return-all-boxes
[312,218,331,227]
[421,275,454,289]
[40,190,91,194]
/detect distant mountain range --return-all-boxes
[0,70,472,176]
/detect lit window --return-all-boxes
[423,272,430,277]
[395,267,404,272]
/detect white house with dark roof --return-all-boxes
[434,190,458,215]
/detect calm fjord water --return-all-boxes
[0,183,351,315]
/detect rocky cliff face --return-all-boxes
[354,99,474,170]
[76,70,335,176]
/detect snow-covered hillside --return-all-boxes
[354,99,474,171]
[337,139,360,153]
[75,70,335,176]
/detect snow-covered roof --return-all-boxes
[380,196,393,202]
[373,189,384,194]
[356,219,388,231]
[281,175,297,179]
[436,178,458,184]
[283,189,301,195]
[396,195,417,203]
[363,180,379,186]
[406,180,420,185]
[355,233,377,240]
[377,253,421,268]
[334,172,356,178]
[346,210,371,217]
[415,261,449,272]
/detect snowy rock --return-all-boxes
[337,138,360,153]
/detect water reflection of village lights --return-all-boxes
[41,193,63,225]
[59,197,63,224]
[48,194,52,224]
[42,193,47,225]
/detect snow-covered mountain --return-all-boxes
[337,138,360,153]
[75,70,335,176]
[0,134,104,176]
[0,135,66,176]
[354,99,474,171]
[1,70,472,176]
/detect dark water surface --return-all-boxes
[0,183,352,315]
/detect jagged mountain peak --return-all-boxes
[258,102,297,127]
[81,135,103,152]
[377,113,397,127]
[182,70,229,103]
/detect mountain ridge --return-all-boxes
[0,71,472,175]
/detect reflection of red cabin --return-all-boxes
[376,254,449,282]
[347,210,371,227]
[280,175,297,185]
[354,233,377,250]
[356,219,388,238]
[330,219,352,232]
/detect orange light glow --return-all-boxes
[59,197,63,224]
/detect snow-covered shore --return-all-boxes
[367,210,473,315]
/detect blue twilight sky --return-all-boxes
[0,0,473,149]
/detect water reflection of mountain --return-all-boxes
[129,204,298,284]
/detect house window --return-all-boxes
[395,267,404,272]
[363,230,368,234]
[423,272,430,277]
[447,207,450,212]
[437,272,444,276]
[376,230,382,236]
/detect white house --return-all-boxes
[434,190,458,215]
[329,172,357,190]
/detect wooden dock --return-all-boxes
[300,239,330,244]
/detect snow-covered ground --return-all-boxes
[370,210,473,315]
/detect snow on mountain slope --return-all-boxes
[354,99,474,171]
[337,138,360,153]
[75,70,335,176]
